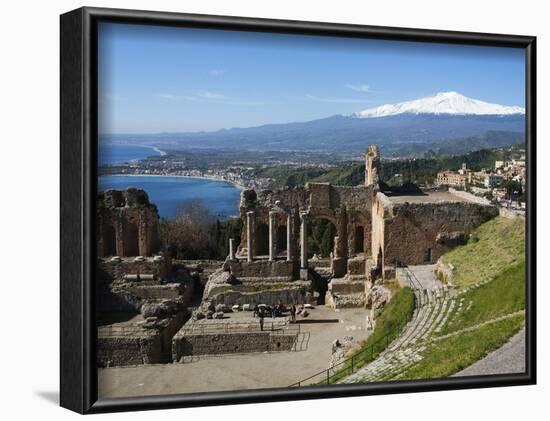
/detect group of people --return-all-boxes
[252,302,299,331]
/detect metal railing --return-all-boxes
[404,267,423,291]
[288,315,410,387]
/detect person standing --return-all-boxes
[259,313,264,331]
[290,304,296,323]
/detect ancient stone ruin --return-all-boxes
[206,144,498,310]
[96,188,194,367]
[97,188,160,257]
[96,145,499,366]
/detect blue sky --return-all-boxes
[98,23,525,134]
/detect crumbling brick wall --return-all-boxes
[97,188,161,257]
[372,193,499,268]
[172,331,297,358]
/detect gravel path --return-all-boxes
[453,327,526,377]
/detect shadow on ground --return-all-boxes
[35,390,59,405]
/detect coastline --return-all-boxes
[151,146,167,156]
[99,173,247,191]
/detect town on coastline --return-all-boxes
[98,143,527,215]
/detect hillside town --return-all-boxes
[436,153,526,212]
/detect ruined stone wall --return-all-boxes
[97,188,161,258]
[97,332,162,367]
[96,256,193,314]
[365,144,381,186]
[238,183,375,260]
[172,331,296,358]
[97,313,185,367]
[97,258,170,282]
[226,259,295,279]
[208,286,309,307]
[373,193,499,268]
[347,256,367,276]
[371,193,389,269]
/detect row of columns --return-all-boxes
[239,210,295,263]
[233,210,340,281]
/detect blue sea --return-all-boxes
[98,143,161,166]
[98,175,241,220]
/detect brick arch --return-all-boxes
[255,222,270,256]
[123,219,140,257]
[103,224,117,256]
[276,224,287,253]
[307,215,337,258]
[308,209,338,227]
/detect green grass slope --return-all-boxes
[441,216,525,289]
[396,216,526,380]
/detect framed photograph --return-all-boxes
[60,7,536,414]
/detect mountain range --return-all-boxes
[105,92,525,157]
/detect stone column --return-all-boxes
[229,238,236,261]
[300,211,309,279]
[333,236,339,258]
[286,212,293,262]
[246,211,255,262]
[268,211,276,262]
[115,219,124,257]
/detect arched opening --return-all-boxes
[354,225,365,254]
[103,225,117,256]
[276,225,287,253]
[424,248,432,263]
[376,246,383,274]
[255,223,269,256]
[307,218,336,258]
[307,218,336,305]
[123,221,139,256]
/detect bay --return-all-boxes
[98,175,242,220]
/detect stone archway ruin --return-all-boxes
[97,188,161,257]
[123,221,140,257]
[276,225,287,253]
[103,224,117,256]
[255,223,270,256]
[229,143,498,286]
[354,225,365,254]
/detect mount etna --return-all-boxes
[103,92,525,157]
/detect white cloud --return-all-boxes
[155,93,178,100]
[196,90,226,100]
[226,100,272,106]
[154,91,269,106]
[346,84,371,92]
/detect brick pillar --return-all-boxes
[246,211,255,262]
[333,236,339,258]
[286,212,293,262]
[269,211,276,262]
[229,238,236,260]
[115,218,124,257]
[300,211,309,279]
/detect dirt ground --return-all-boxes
[98,306,371,398]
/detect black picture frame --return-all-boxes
[60,6,537,414]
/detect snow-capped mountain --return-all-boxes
[352,92,525,118]
[107,91,525,157]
